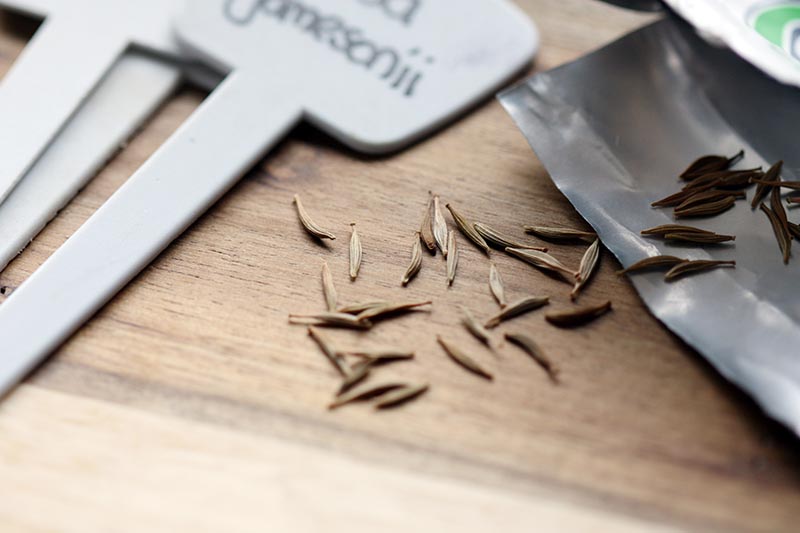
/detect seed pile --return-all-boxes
[290,193,614,411]
[621,152,798,280]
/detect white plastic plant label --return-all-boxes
[0,0,538,398]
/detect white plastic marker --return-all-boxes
[0,0,538,396]
[0,1,227,271]
[0,0,185,206]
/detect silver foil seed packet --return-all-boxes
[499,16,800,435]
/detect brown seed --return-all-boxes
[446,230,459,286]
[681,174,725,192]
[402,232,423,286]
[716,169,763,189]
[674,190,745,211]
[338,361,372,395]
[680,150,743,179]
[349,223,362,280]
[662,232,735,244]
[682,168,760,190]
[504,333,559,384]
[437,336,493,380]
[419,194,437,253]
[446,203,490,255]
[321,261,337,312]
[641,224,717,236]
[375,383,430,409]
[788,197,800,205]
[308,327,347,376]
[290,312,372,330]
[485,296,550,328]
[674,195,736,217]
[474,222,547,252]
[432,194,448,256]
[751,168,776,209]
[760,203,791,264]
[664,260,736,281]
[788,222,800,240]
[343,350,415,365]
[488,261,507,308]
[616,255,686,275]
[771,186,791,261]
[328,383,407,410]
[750,180,800,190]
[461,306,492,346]
[523,225,596,243]
[293,194,336,240]
[337,301,388,315]
[356,301,432,322]
[505,247,577,280]
[545,301,612,328]
[571,238,600,301]
[652,187,715,208]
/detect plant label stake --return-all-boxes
[0,0,538,396]
[0,1,226,272]
[0,0,186,205]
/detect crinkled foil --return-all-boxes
[499,16,800,435]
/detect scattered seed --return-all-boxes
[349,223,362,280]
[663,232,735,244]
[474,222,547,252]
[546,301,612,328]
[343,351,415,365]
[485,296,550,328]
[446,230,459,286]
[674,195,736,217]
[293,194,336,240]
[446,203,490,255]
[680,150,743,179]
[432,194,448,256]
[716,169,763,189]
[674,190,745,211]
[420,194,437,253]
[505,247,577,279]
[402,232,423,286]
[771,186,792,262]
[504,333,559,383]
[308,327,347,376]
[338,361,372,395]
[760,203,791,264]
[751,162,781,209]
[461,306,492,346]
[641,224,717,236]
[329,383,407,410]
[571,238,600,301]
[375,383,430,409]
[322,261,337,312]
[788,222,800,240]
[523,225,596,243]
[290,312,372,329]
[788,197,800,206]
[750,180,800,190]
[356,301,432,322]
[652,187,714,208]
[437,336,493,380]
[337,301,388,315]
[489,262,507,308]
[680,175,725,192]
[664,260,736,281]
[616,255,686,275]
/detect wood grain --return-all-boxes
[1,3,799,531]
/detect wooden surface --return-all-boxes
[1,2,799,531]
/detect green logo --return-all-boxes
[749,2,800,61]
